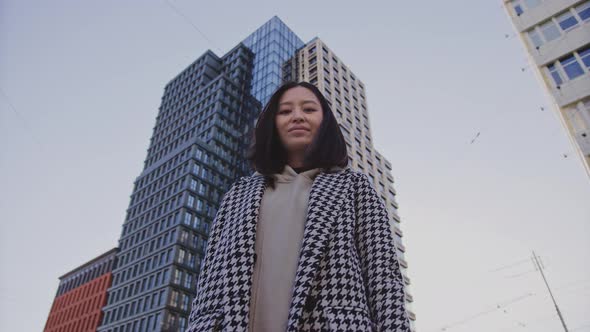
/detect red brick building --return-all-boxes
[44,248,117,332]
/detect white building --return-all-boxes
[283,37,417,330]
[504,0,590,178]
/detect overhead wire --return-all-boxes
[0,87,43,150]
[162,0,223,55]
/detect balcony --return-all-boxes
[532,23,590,66]
[553,73,590,107]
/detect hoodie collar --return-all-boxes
[252,165,348,182]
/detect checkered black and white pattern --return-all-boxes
[188,168,410,332]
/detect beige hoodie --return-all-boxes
[248,165,342,331]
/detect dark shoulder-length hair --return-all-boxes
[247,81,348,178]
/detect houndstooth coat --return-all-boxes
[188,167,411,332]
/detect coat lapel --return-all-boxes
[228,169,350,331]
[286,169,350,331]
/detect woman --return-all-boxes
[188,82,410,332]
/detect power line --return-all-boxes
[489,258,531,272]
[505,268,537,279]
[0,87,43,150]
[162,0,223,55]
[555,277,590,291]
[428,292,535,332]
[571,323,590,331]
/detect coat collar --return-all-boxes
[233,167,353,330]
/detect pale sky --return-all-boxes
[1,1,589,331]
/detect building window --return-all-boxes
[556,10,579,31]
[180,230,188,243]
[560,54,585,80]
[178,249,186,264]
[579,46,590,69]
[185,273,193,288]
[193,215,201,228]
[512,1,524,16]
[170,290,179,307]
[527,30,543,49]
[523,0,541,9]
[540,20,560,42]
[173,269,181,284]
[576,1,590,21]
[547,64,563,86]
[179,317,187,331]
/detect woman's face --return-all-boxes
[275,86,324,155]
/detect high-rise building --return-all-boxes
[85,15,415,331]
[97,44,260,331]
[241,16,305,106]
[44,248,117,332]
[283,36,416,328]
[504,0,590,178]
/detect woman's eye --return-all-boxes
[278,109,290,114]
[304,108,316,113]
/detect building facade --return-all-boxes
[241,16,305,106]
[504,0,590,178]
[44,248,117,332]
[283,36,416,328]
[97,44,260,332]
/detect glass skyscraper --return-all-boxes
[97,43,260,331]
[241,16,305,106]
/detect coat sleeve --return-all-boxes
[188,179,240,324]
[354,173,411,332]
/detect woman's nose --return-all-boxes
[292,108,304,120]
[292,114,304,123]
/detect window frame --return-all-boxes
[560,54,585,80]
[540,20,561,43]
[575,1,590,21]
[556,10,579,32]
